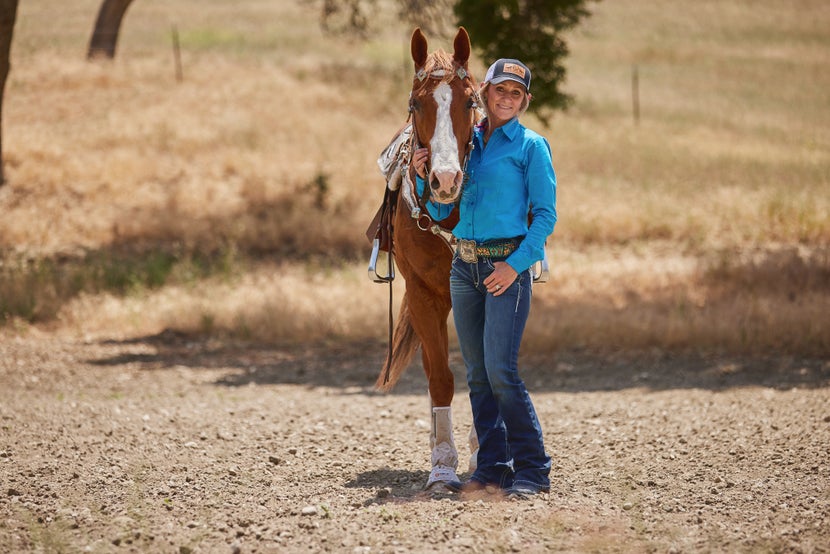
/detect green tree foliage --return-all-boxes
[313,0,595,120]
[455,0,594,122]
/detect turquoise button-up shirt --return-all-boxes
[419,116,557,273]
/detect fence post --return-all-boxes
[632,64,640,124]
[172,24,183,83]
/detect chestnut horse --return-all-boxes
[369,28,480,489]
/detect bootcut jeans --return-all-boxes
[450,255,551,491]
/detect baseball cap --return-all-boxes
[483,58,531,92]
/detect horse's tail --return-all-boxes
[375,292,421,392]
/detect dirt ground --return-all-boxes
[1,331,828,553]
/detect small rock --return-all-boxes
[180,547,193,554]
[622,502,633,511]
[268,456,280,465]
[377,488,391,499]
[301,505,318,516]
[7,488,21,497]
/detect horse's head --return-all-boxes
[409,27,478,204]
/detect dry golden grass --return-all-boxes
[1,0,828,355]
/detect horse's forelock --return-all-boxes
[414,50,456,90]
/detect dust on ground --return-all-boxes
[2,331,828,553]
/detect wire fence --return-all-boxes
[12,2,325,59]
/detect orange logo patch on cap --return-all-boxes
[503,63,526,79]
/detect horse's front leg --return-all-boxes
[405,281,461,489]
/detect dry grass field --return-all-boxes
[1,0,828,355]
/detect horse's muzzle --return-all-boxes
[429,170,463,204]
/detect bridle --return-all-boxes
[402,63,480,235]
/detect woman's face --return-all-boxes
[485,81,527,125]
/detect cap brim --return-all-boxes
[489,75,529,91]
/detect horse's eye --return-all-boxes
[410,99,421,112]
[466,98,476,110]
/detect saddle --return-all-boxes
[365,124,413,252]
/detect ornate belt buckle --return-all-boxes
[457,239,478,263]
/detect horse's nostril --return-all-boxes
[430,179,440,190]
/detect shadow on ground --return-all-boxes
[344,469,470,505]
[87,329,830,394]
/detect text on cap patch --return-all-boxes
[503,63,526,78]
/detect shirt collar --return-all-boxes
[475,117,522,145]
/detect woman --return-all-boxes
[414,58,557,498]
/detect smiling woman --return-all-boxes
[478,61,532,132]
[432,57,558,499]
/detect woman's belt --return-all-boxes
[456,238,519,263]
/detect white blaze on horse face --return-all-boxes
[429,82,464,203]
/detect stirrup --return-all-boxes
[531,248,550,283]
[368,239,395,283]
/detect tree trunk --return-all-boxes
[0,0,19,186]
[87,0,134,59]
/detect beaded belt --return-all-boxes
[456,238,519,263]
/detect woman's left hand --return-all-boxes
[413,147,429,179]
[484,262,518,296]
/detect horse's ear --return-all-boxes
[453,27,471,67]
[411,28,428,69]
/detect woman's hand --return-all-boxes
[413,147,428,179]
[485,262,518,296]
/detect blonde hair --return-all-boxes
[479,81,531,119]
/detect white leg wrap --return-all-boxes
[468,425,479,473]
[426,406,460,488]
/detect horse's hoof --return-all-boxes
[425,465,460,489]
[443,480,463,493]
[424,481,455,494]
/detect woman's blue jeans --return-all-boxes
[450,255,551,490]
